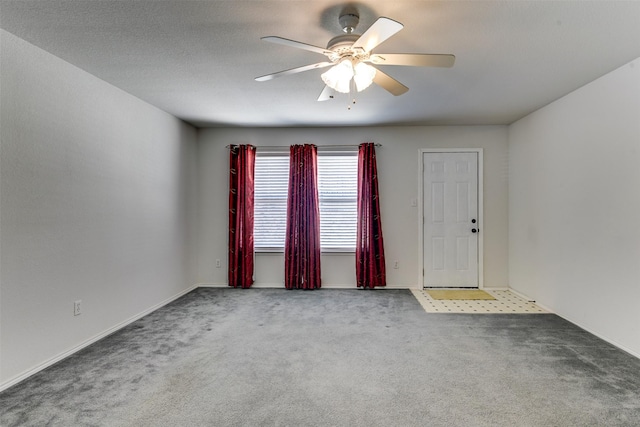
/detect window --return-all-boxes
[317,153,358,250]
[254,149,358,252]
[254,153,290,250]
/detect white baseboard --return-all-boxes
[507,287,640,360]
[552,312,640,360]
[196,283,413,289]
[196,283,229,288]
[196,283,286,288]
[0,284,198,392]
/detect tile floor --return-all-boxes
[411,288,547,314]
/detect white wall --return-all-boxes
[0,31,199,387]
[197,126,508,289]
[509,58,640,356]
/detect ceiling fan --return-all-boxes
[255,12,455,101]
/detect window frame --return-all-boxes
[253,147,358,253]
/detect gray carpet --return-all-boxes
[1,288,640,426]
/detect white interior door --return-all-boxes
[423,152,479,288]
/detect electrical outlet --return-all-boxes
[215,259,221,268]
[74,300,82,316]
[394,261,399,269]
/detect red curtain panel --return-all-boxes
[356,143,386,288]
[284,144,322,289]
[228,144,256,288]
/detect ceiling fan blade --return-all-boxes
[372,69,409,96]
[261,36,333,56]
[255,62,333,82]
[353,17,403,53]
[317,85,335,101]
[369,53,455,68]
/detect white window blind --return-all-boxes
[317,153,358,251]
[254,153,290,250]
[253,150,358,252]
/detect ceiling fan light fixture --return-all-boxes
[321,59,354,93]
[353,62,376,92]
[321,59,376,94]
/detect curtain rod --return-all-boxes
[225,144,381,149]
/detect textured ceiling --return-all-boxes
[1,1,640,128]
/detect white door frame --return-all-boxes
[418,149,484,289]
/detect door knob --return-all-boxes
[471,219,476,224]
[471,228,478,233]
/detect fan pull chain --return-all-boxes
[348,79,357,110]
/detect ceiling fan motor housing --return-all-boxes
[326,34,368,63]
